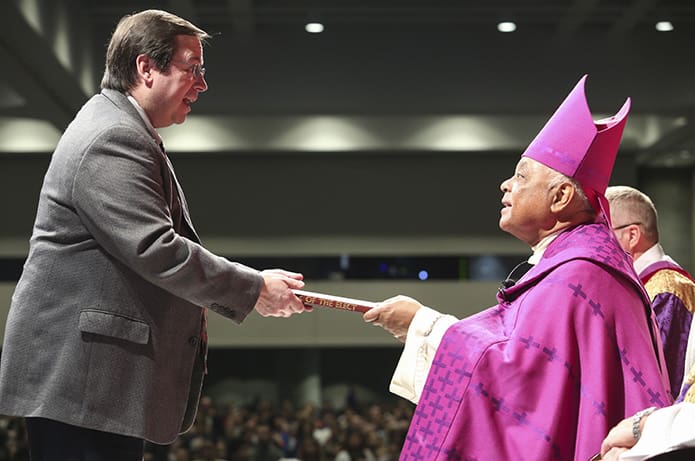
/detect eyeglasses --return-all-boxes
[612,222,642,231]
[173,61,206,80]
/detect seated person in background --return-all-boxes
[600,367,695,460]
[364,75,671,461]
[606,185,695,399]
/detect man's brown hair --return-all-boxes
[100,9,210,92]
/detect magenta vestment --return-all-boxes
[400,223,671,461]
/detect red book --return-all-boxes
[293,289,376,313]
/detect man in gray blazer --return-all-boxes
[0,9,307,461]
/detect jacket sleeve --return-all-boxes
[71,123,262,323]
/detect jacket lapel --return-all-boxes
[101,89,201,243]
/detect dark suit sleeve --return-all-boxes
[71,123,262,323]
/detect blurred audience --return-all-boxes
[0,390,411,461]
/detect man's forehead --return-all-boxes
[516,157,548,172]
[174,35,203,60]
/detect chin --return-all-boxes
[499,221,521,241]
[498,218,509,233]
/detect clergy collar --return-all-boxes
[126,94,163,147]
[528,231,563,265]
[633,243,678,275]
[527,215,604,265]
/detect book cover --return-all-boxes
[294,289,376,313]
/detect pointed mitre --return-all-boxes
[521,75,631,224]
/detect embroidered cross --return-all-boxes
[647,388,665,406]
[520,335,540,349]
[443,390,460,409]
[454,365,473,380]
[418,419,436,439]
[472,382,489,398]
[543,346,559,362]
[491,396,508,413]
[589,299,604,318]
[426,395,445,417]
[630,367,646,386]
[568,282,587,299]
[443,447,463,461]
[406,444,427,461]
[593,400,607,416]
[512,410,529,426]
[430,357,448,375]
[436,370,455,389]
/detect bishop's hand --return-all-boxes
[363,295,423,342]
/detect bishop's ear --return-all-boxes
[549,180,575,213]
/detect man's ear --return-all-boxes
[549,181,575,214]
[135,54,155,85]
[624,224,643,253]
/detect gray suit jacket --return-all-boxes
[0,89,263,444]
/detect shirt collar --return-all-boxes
[528,230,562,265]
[633,243,678,275]
[126,95,163,146]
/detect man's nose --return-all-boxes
[194,74,208,92]
[500,178,511,192]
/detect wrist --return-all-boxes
[632,407,656,441]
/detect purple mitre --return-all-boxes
[522,75,631,225]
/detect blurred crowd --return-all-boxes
[0,393,414,461]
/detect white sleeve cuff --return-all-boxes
[389,306,458,404]
[620,403,695,460]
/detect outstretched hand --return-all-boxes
[363,295,423,342]
[254,269,308,318]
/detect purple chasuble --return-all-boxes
[400,223,671,461]
[640,261,695,400]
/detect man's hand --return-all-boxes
[600,411,648,458]
[363,295,423,342]
[254,269,308,317]
[599,447,629,461]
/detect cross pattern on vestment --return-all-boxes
[491,396,510,414]
[543,346,560,362]
[647,387,666,406]
[593,400,607,416]
[520,335,541,350]
[569,282,587,299]
[436,370,455,389]
[442,446,464,461]
[426,395,446,420]
[630,367,646,386]
[402,443,426,461]
[512,410,529,426]
[589,299,605,318]
[416,419,437,440]
[474,383,566,461]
